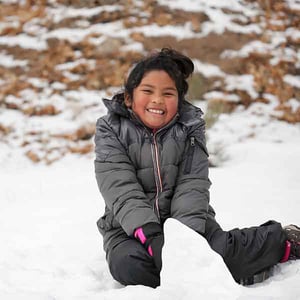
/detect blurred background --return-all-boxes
[0,0,299,165]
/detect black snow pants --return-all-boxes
[105,219,287,288]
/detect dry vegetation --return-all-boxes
[0,0,299,163]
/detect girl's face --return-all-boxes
[125,70,179,129]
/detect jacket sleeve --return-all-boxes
[94,117,159,236]
[170,121,211,234]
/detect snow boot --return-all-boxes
[283,224,300,260]
[239,224,300,286]
[238,267,273,286]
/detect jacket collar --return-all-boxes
[177,100,204,127]
[102,96,130,118]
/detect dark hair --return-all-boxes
[124,48,194,104]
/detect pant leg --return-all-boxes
[106,233,160,288]
[202,218,287,282]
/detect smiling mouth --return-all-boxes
[146,108,164,115]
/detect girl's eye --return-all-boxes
[142,89,152,94]
[164,93,175,96]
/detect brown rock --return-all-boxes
[274,104,300,123]
[92,38,124,57]
[68,143,94,154]
[25,150,41,163]
[130,32,145,43]
[0,123,12,135]
[207,98,238,114]
[142,31,255,74]
[75,124,96,140]
[23,104,60,116]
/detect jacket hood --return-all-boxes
[102,94,130,118]
[102,93,204,128]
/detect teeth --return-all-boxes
[147,108,164,115]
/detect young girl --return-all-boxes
[94,48,300,288]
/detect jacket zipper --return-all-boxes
[150,131,163,220]
[130,113,178,220]
[184,136,195,174]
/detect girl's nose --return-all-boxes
[152,94,163,104]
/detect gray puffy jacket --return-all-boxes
[94,97,215,251]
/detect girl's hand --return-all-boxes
[134,223,164,271]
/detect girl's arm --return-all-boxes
[94,117,159,236]
[170,122,212,234]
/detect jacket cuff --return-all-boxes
[136,222,162,237]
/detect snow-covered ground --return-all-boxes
[1,107,300,300]
[1,0,299,298]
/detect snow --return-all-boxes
[120,42,144,53]
[222,29,299,67]
[203,91,240,102]
[1,0,300,298]
[225,74,258,99]
[287,98,300,113]
[27,78,49,89]
[1,109,300,299]
[158,0,261,36]
[0,0,264,52]
[55,59,96,71]
[0,18,20,33]
[132,23,199,39]
[158,0,260,17]
[286,0,300,10]
[44,21,127,43]
[0,34,47,51]
[284,75,300,89]
[193,59,225,77]
[47,5,123,23]
[201,6,261,36]
[286,27,300,41]
[0,53,28,68]
[23,19,48,36]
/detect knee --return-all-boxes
[108,249,138,278]
[107,242,160,288]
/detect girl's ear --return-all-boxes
[124,93,132,108]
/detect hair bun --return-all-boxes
[159,48,194,79]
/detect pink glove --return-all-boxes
[134,223,164,271]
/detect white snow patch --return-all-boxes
[0,19,20,33]
[1,120,300,298]
[0,34,47,50]
[47,5,123,23]
[23,18,48,36]
[158,0,260,17]
[203,91,240,102]
[56,58,96,71]
[27,78,49,89]
[0,52,28,67]
[287,98,300,113]
[158,0,261,36]
[121,42,144,53]
[193,59,225,77]
[45,21,127,42]
[225,74,258,99]
[221,40,273,58]
[61,71,82,81]
[132,23,198,39]
[201,7,261,36]
[86,35,107,46]
[51,82,67,90]
[62,89,105,106]
[284,74,300,89]
[286,0,300,10]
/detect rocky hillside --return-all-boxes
[0,0,299,164]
